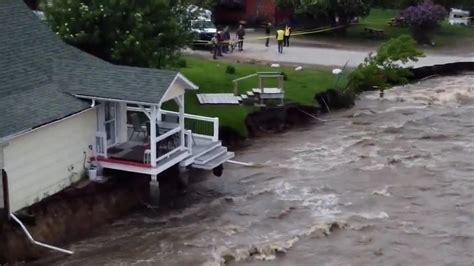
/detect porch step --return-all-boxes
[192,151,235,170]
[252,88,283,94]
[194,146,228,165]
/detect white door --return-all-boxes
[104,102,117,146]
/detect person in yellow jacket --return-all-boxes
[284,24,292,47]
[276,28,285,54]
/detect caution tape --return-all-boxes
[191,24,351,46]
[191,17,474,46]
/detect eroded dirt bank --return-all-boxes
[0,174,149,264]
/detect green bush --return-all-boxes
[281,72,288,81]
[177,59,187,68]
[225,65,236,74]
[348,35,424,93]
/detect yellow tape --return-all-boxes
[191,17,473,46]
[192,24,351,46]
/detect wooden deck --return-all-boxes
[197,93,241,105]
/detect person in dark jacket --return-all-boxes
[265,22,272,47]
[223,26,231,53]
[217,31,224,56]
[236,24,245,52]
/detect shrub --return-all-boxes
[281,72,288,81]
[177,58,187,68]
[225,65,236,74]
[401,0,448,44]
[348,35,424,93]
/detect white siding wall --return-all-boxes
[3,109,97,212]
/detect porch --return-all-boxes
[94,106,233,176]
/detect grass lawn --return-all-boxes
[313,8,474,48]
[176,57,343,137]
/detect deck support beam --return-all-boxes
[149,174,160,206]
[150,106,158,167]
[177,166,189,190]
[175,95,185,150]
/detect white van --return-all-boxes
[188,5,217,44]
[449,8,470,26]
[191,18,217,43]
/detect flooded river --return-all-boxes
[39,75,473,266]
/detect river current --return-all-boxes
[38,74,473,266]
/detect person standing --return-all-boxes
[217,31,224,56]
[284,24,292,47]
[211,34,219,59]
[236,24,245,52]
[223,26,231,53]
[265,22,272,47]
[276,28,284,54]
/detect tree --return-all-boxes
[348,35,424,93]
[43,0,200,69]
[276,0,370,31]
[401,0,447,44]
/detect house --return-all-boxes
[0,0,233,215]
[214,0,293,25]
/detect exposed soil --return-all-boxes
[0,174,149,264]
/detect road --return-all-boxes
[186,40,474,68]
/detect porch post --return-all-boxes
[178,95,185,149]
[150,106,157,167]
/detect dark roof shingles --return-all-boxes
[0,0,179,139]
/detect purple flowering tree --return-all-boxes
[401,0,448,44]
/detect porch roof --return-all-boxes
[55,60,197,105]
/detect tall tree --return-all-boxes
[43,0,200,69]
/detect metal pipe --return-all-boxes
[2,169,10,221]
[297,108,327,122]
[10,214,74,255]
[227,160,256,167]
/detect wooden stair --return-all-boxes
[192,145,234,170]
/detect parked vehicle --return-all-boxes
[188,5,217,46]
[191,18,217,44]
[449,8,471,26]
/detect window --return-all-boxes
[104,102,117,145]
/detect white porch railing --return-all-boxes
[154,126,182,163]
[95,132,107,158]
[160,110,219,142]
[185,130,193,155]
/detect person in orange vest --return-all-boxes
[284,24,292,47]
[276,28,285,54]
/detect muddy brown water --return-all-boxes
[36,75,474,266]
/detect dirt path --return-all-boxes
[187,30,473,68]
[186,42,473,68]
